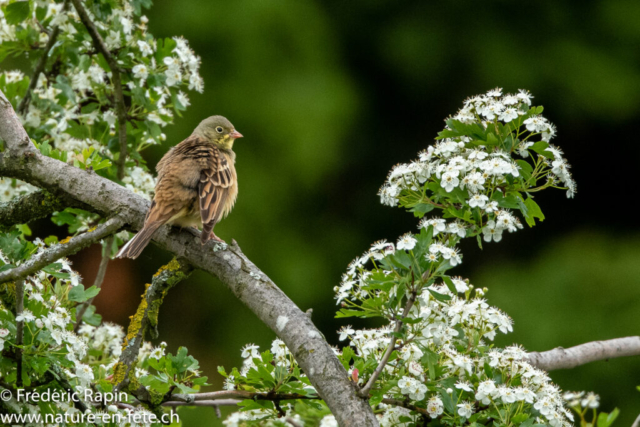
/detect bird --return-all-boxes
[117,115,242,259]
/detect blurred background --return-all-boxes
[38,0,640,424]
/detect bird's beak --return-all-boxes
[229,130,243,139]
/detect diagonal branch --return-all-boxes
[526,336,640,371]
[74,236,113,332]
[113,258,193,394]
[69,0,128,179]
[0,87,379,427]
[358,286,417,398]
[17,1,68,115]
[0,216,125,285]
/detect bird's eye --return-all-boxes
[215,126,223,133]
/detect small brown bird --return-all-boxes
[117,116,242,259]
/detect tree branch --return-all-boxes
[113,258,193,394]
[15,279,24,387]
[161,399,240,407]
[17,1,68,115]
[631,413,640,427]
[74,236,113,332]
[69,0,128,179]
[381,398,428,416]
[359,287,417,398]
[178,390,318,402]
[527,336,640,371]
[0,216,125,285]
[0,190,67,228]
[0,87,379,426]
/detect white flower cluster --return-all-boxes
[335,236,464,304]
[122,166,157,200]
[563,391,600,409]
[378,88,575,245]
[1,0,204,185]
[0,177,38,203]
[335,261,574,426]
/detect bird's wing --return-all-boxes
[198,145,235,225]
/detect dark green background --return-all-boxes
[58,0,640,424]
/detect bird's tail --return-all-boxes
[116,221,163,259]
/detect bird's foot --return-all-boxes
[209,231,225,243]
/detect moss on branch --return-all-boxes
[113,258,193,395]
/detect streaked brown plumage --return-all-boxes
[117,116,242,259]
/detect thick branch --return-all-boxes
[69,0,127,179]
[527,336,640,371]
[113,258,193,394]
[0,88,379,426]
[0,216,125,285]
[0,190,67,228]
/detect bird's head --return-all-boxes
[193,115,243,150]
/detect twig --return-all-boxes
[0,87,380,426]
[17,1,68,115]
[15,279,25,387]
[0,216,125,285]
[113,258,193,394]
[381,398,428,416]
[527,336,640,371]
[359,287,417,398]
[0,190,68,228]
[74,236,113,332]
[69,0,128,179]
[286,417,303,427]
[631,413,640,427]
[162,399,240,407]
[166,390,318,403]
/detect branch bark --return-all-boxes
[0,216,125,285]
[527,336,640,371]
[0,88,378,426]
[113,258,193,394]
[0,190,68,227]
[69,0,128,179]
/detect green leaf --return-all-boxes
[68,285,100,302]
[442,276,457,294]
[429,288,451,301]
[516,159,533,180]
[597,408,620,427]
[80,304,102,326]
[408,203,435,218]
[4,1,30,25]
[485,132,500,146]
[168,347,199,374]
[522,197,545,227]
[421,350,439,381]
[530,141,554,159]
